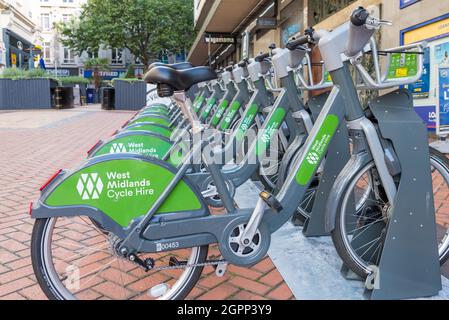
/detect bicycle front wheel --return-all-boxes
[332,147,449,278]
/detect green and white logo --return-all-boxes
[76,173,104,200]
[110,143,127,153]
[296,115,339,186]
[306,152,320,165]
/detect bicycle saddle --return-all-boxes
[147,62,193,71]
[145,66,217,96]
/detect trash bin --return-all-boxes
[86,88,95,104]
[102,87,115,110]
[55,87,74,109]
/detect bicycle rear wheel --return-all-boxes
[31,216,207,300]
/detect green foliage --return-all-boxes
[83,57,110,89]
[58,76,91,85]
[112,78,144,85]
[83,57,110,71]
[0,68,57,81]
[56,0,195,68]
[125,65,136,79]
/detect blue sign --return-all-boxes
[414,105,436,130]
[406,47,430,98]
[400,0,421,9]
[83,70,126,80]
[438,66,449,134]
[282,24,300,46]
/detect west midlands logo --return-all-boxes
[76,173,104,200]
[110,143,127,153]
[306,152,320,166]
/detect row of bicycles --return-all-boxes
[29,7,448,299]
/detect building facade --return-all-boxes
[28,0,145,79]
[0,0,40,69]
[189,0,449,129]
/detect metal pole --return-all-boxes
[208,34,212,67]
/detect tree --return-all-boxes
[57,0,195,69]
[84,57,109,90]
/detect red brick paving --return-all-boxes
[0,107,294,300]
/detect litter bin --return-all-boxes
[102,87,115,110]
[86,88,95,104]
[55,87,74,109]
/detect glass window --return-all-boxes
[63,47,75,64]
[41,13,50,31]
[111,48,123,64]
[87,49,98,59]
[43,42,52,63]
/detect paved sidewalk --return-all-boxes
[0,107,293,300]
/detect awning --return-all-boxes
[188,0,270,66]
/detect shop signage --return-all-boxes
[400,0,421,9]
[282,24,300,46]
[83,70,126,80]
[414,105,436,130]
[204,33,235,45]
[11,53,17,67]
[255,17,277,30]
[402,15,449,45]
[47,69,79,77]
[405,47,430,99]
[437,66,449,135]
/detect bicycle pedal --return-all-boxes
[259,191,283,213]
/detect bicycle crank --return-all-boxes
[219,217,271,267]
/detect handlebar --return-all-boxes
[350,6,370,26]
[255,52,270,62]
[238,59,249,68]
[286,35,310,50]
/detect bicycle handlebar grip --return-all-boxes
[346,6,376,57]
[238,59,249,68]
[351,7,370,26]
[255,52,270,62]
[285,35,310,50]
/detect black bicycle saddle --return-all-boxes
[144,66,217,96]
[147,62,193,71]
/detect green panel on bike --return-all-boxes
[235,104,258,141]
[256,108,286,156]
[201,98,216,119]
[124,124,172,138]
[194,95,205,113]
[139,111,170,118]
[221,101,241,131]
[128,116,170,127]
[296,115,339,186]
[45,159,202,227]
[92,135,173,162]
[211,99,229,126]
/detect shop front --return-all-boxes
[46,68,81,77]
[2,29,33,69]
[401,13,449,131]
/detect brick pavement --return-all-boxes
[0,107,294,300]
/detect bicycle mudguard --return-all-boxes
[324,151,373,232]
[87,131,183,166]
[122,123,172,138]
[137,111,171,119]
[31,154,209,237]
[126,115,171,128]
